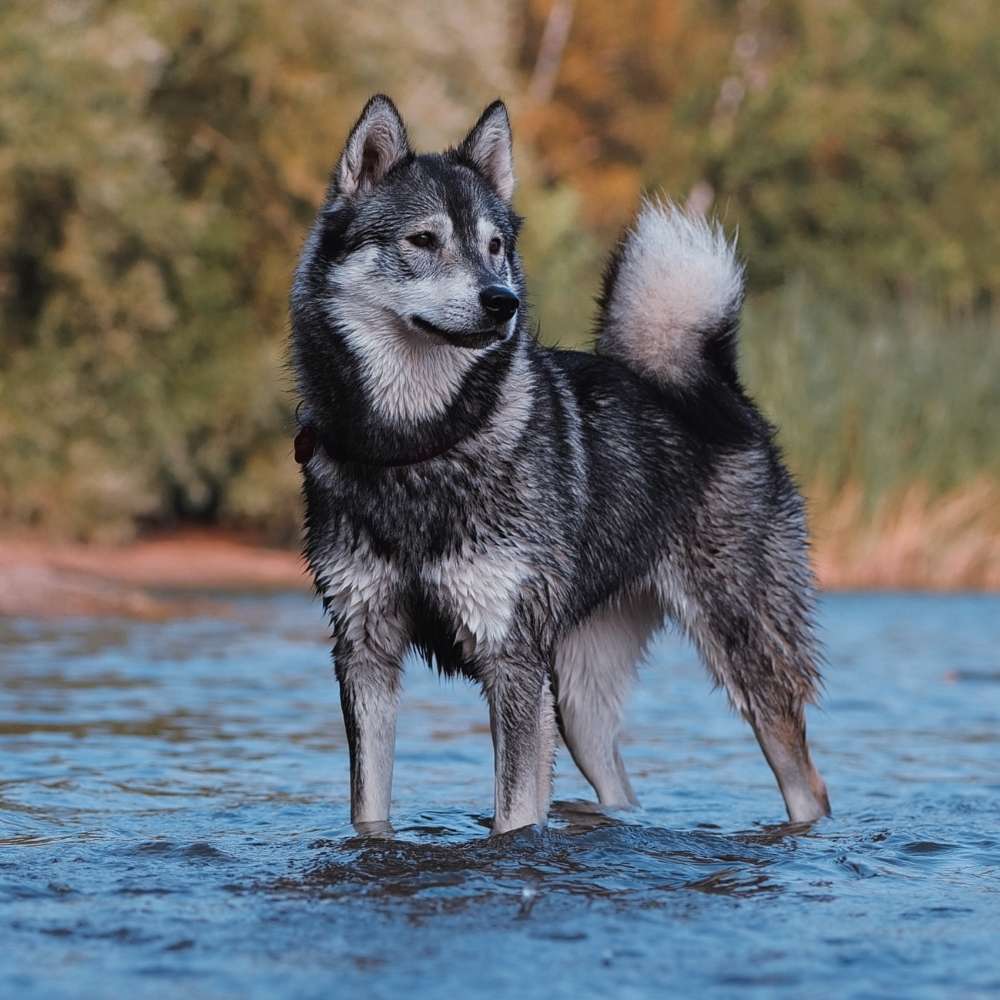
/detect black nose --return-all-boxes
[479,285,519,323]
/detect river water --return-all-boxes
[2,592,998,999]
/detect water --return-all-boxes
[2,592,998,999]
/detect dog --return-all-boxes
[291,95,830,834]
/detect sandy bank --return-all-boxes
[0,533,307,620]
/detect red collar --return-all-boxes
[294,422,471,468]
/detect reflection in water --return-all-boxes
[1,593,999,999]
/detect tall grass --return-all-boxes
[742,284,1000,504]
[741,285,1000,587]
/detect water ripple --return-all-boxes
[1,592,999,1000]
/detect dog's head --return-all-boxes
[295,95,524,350]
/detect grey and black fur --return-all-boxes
[291,95,830,834]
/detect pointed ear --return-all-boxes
[334,95,411,199]
[457,100,515,202]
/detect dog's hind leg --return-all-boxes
[669,558,830,824]
[554,593,662,808]
[750,709,829,824]
[686,609,828,822]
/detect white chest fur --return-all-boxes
[421,547,529,658]
[318,540,401,654]
[321,539,529,660]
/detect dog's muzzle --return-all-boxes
[409,286,518,349]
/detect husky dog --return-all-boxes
[291,95,830,834]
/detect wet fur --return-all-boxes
[292,96,830,834]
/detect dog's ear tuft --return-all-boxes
[458,100,515,202]
[335,95,411,199]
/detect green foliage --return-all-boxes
[704,0,1000,305]
[741,286,1000,507]
[518,183,604,347]
[525,0,1000,305]
[0,0,530,539]
[0,0,998,542]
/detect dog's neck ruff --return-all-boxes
[295,314,523,471]
[294,418,480,469]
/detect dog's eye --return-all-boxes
[406,231,437,249]
[488,236,503,255]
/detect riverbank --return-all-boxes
[0,532,306,620]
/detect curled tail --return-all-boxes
[596,199,745,388]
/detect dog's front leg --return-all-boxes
[334,637,402,831]
[484,653,554,835]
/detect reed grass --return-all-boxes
[740,284,1000,588]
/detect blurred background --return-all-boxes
[1,0,998,589]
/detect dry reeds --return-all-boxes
[810,480,1000,590]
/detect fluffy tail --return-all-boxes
[595,199,745,387]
